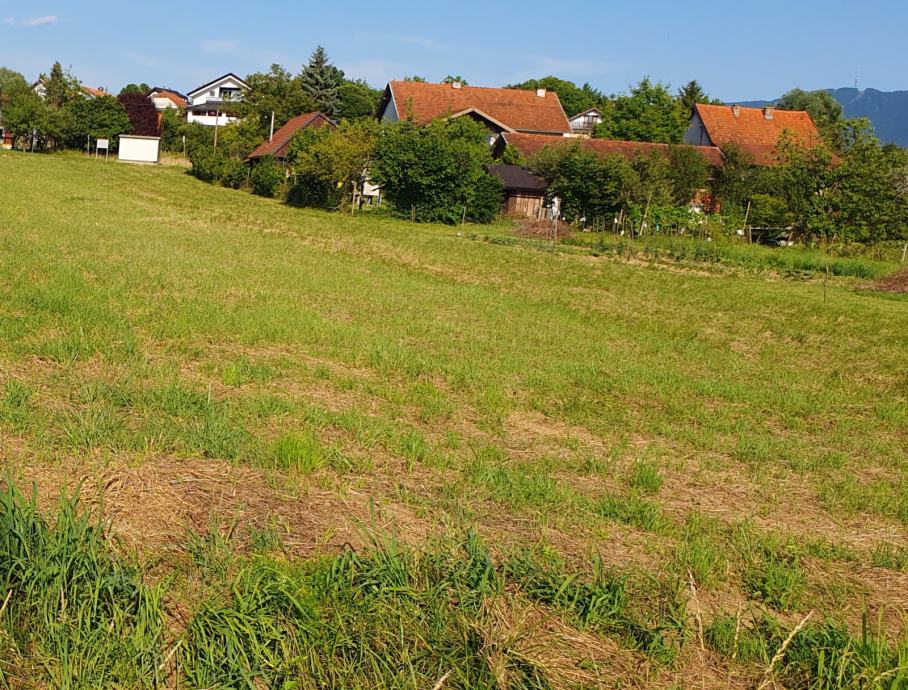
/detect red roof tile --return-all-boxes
[151,89,188,108]
[500,133,725,168]
[693,104,822,165]
[81,86,108,98]
[246,112,336,160]
[381,81,572,135]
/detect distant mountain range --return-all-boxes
[736,88,908,147]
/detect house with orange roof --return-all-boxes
[148,87,189,112]
[684,103,822,166]
[375,80,573,144]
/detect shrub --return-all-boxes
[370,118,498,224]
[250,155,285,198]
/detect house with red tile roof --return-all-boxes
[375,80,573,139]
[684,103,822,166]
[246,112,336,162]
[148,88,189,112]
[493,132,725,168]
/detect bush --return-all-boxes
[250,156,285,198]
[287,172,336,208]
[370,118,498,224]
[469,172,504,223]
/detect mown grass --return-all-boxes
[0,151,906,686]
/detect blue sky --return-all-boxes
[1,0,905,100]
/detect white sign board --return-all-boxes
[118,135,161,164]
[97,138,109,149]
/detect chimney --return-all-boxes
[763,106,775,120]
[536,88,547,97]
[451,81,462,89]
[731,105,741,117]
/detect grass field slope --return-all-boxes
[0,151,906,689]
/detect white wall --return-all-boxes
[118,135,160,164]
[151,96,178,111]
[186,111,238,127]
[188,76,246,106]
[381,97,399,123]
[683,113,711,146]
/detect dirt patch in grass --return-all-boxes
[873,267,908,293]
[9,456,373,559]
[505,410,608,454]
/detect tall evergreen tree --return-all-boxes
[300,46,340,117]
[677,80,715,119]
[42,62,80,108]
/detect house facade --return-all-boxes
[185,73,248,126]
[375,80,573,144]
[684,103,822,166]
[569,107,603,137]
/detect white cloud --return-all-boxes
[21,15,59,27]
[2,17,14,25]
[200,39,238,55]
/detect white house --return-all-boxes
[185,73,248,126]
[148,87,188,112]
[569,107,603,137]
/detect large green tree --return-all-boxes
[119,83,151,96]
[287,118,378,209]
[677,80,721,119]
[530,143,635,221]
[371,117,502,224]
[40,62,80,108]
[0,67,27,101]
[825,119,908,243]
[337,79,381,120]
[776,88,843,142]
[238,64,315,138]
[61,95,132,149]
[2,88,59,149]
[300,46,340,117]
[506,76,603,117]
[594,78,685,144]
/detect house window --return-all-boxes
[209,89,215,96]
[207,110,218,117]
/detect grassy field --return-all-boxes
[0,150,906,689]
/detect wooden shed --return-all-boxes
[487,164,549,218]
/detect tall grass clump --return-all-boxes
[706,610,908,689]
[265,430,325,473]
[183,533,552,689]
[0,483,164,688]
[504,547,687,663]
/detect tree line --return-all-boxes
[3,55,906,245]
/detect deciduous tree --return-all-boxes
[506,76,603,117]
[371,117,502,223]
[594,78,685,144]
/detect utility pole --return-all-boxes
[213,109,220,150]
[269,111,275,142]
